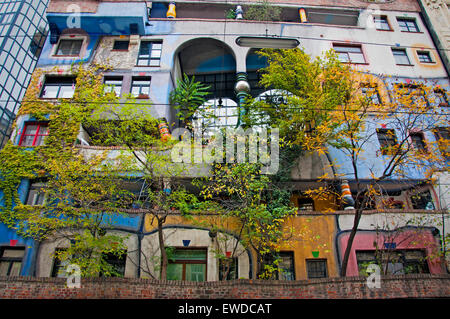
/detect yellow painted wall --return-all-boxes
[280,214,338,280]
[144,208,338,280]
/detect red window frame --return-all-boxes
[19,122,49,146]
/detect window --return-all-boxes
[112,40,129,51]
[417,51,433,63]
[55,39,83,56]
[0,247,25,276]
[355,191,376,210]
[100,251,127,277]
[30,27,48,58]
[19,122,49,146]
[361,85,381,105]
[376,128,398,155]
[40,76,76,99]
[137,41,162,66]
[297,196,315,211]
[277,252,295,280]
[131,77,151,98]
[410,131,427,152]
[434,89,448,106]
[374,16,391,31]
[104,76,123,96]
[356,250,429,275]
[51,248,69,278]
[26,182,46,205]
[333,44,366,64]
[392,48,411,65]
[219,257,238,280]
[397,18,420,32]
[434,127,449,160]
[411,190,435,210]
[399,84,429,106]
[306,259,328,279]
[167,248,207,282]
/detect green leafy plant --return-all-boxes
[245,0,282,22]
[225,8,236,19]
[169,73,211,128]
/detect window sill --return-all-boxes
[52,55,81,58]
[39,97,74,100]
[342,62,369,65]
[376,29,394,32]
[400,31,424,34]
[395,63,414,66]
[111,50,129,52]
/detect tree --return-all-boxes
[0,63,199,279]
[0,63,132,277]
[245,48,448,276]
[194,162,297,279]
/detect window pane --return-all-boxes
[24,124,38,135]
[393,50,410,64]
[337,52,349,62]
[34,134,47,146]
[56,40,82,55]
[418,52,432,63]
[411,190,435,210]
[349,53,366,63]
[167,263,183,280]
[173,249,207,261]
[38,125,49,136]
[149,59,160,66]
[137,59,148,66]
[59,86,75,98]
[306,260,328,279]
[278,253,295,280]
[9,261,22,276]
[2,249,25,258]
[113,41,129,50]
[406,20,418,32]
[151,50,161,58]
[185,264,205,282]
[26,189,39,205]
[139,41,151,54]
[56,40,72,55]
[219,258,238,280]
[41,85,59,98]
[374,17,390,30]
[0,261,9,276]
[21,135,35,146]
[131,86,141,96]
[152,43,162,50]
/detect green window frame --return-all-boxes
[166,248,207,282]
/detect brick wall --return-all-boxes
[1,274,449,299]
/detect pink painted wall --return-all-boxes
[338,229,445,276]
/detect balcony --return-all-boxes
[46,2,148,42]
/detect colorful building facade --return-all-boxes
[0,0,448,281]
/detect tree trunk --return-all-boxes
[157,216,168,280]
[340,208,363,277]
